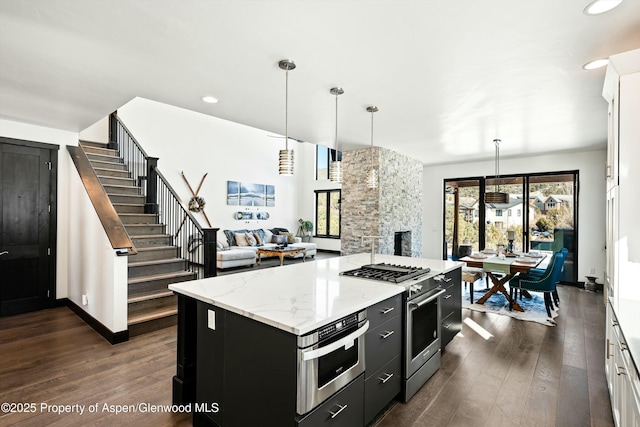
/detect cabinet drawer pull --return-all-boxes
[620,342,628,351]
[378,373,394,384]
[380,330,395,339]
[606,339,612,360]
[615,365,627,376]
[444,294,452,299]
[329,404,348,419]
[443,322,451,329]
[380,307,395,315]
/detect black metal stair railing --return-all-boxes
[109,112,217,278]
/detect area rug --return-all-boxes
[461,284,559,326]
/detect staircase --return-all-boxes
[79,140,197,337]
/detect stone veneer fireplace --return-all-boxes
[341,146,423,257]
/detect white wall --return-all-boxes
[67,166,128,331]
[0,118,128,332]
[422,149,607,282]
[117,97,309,240]
[79,116,109,143]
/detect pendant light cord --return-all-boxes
[494,138,500,193]
[335,92,338,152]
[370,110,374,168]
[285,68,289,151]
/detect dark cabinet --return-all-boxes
[440,267,462,348]
[364,295,402,425]
[296,375,364,427]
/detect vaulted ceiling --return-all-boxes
[1,0,639,165]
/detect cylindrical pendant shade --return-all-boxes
[485,192,509,204]
[279,149,294,175]
[329,160,343,183]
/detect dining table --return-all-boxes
[459,252,546,312]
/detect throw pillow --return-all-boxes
[263,229,273,244]
[272,234,287,244]
[245,232,257,246]
[253,232,263,245]
[251,229,266,243]
[234,232,249,246]
[284,232,296,244]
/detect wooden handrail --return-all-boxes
[67,145,136,255]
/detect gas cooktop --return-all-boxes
[340,263,432,284]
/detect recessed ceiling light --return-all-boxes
[583,0,623,15]
[582,58,609,70]
[201,95,218,104]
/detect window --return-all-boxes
[316,145,341,180]
[443,171,578,283]
[315,189,341,237]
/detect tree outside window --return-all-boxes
[315,189,341,237]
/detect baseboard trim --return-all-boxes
[64,298,129,345]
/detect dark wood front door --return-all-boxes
[1,140,57,316]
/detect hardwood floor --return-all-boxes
[373,285,614,427]
[0,285,612,426]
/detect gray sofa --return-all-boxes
[217,228,317,269]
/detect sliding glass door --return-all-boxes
[444,179,481,259]
[443,171,578,284]
[484,176,525,253]
[527,173,577,283]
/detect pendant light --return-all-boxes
[366,106,379,189]
[278,59,296,175]
[484,138,509,204]
[329,87,344,182]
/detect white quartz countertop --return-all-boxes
[169,253,462,336]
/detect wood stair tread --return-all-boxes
[128,270,195,284]
[135,245,176,252]
[128,307,178,325]
[130,233,172,239]
[128,289,174,304]
[128,258,184,267]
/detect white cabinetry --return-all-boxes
[603,48,640,427]
[606,303,640,427]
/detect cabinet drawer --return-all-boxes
[441,310,461,348]
[364,355,401,425]
[296,374,364,427]
[367,294,402,329]
[441,279,461,318]
[365,314,402,374]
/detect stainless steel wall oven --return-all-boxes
[296,310,369,415]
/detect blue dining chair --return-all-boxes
[509,248,568,318]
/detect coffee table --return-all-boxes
[257,246,306,266]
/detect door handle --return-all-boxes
[0,251,8,256]
[301,321,369,361]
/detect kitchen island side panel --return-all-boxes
[194,300,298,427]
[195,301,226,427]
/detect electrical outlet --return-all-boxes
[589,267,596,274]
[82,294,88,305]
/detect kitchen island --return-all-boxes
[169,253,461,426]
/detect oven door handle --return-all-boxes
[408,288,446,310]
[301,321,369,362]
